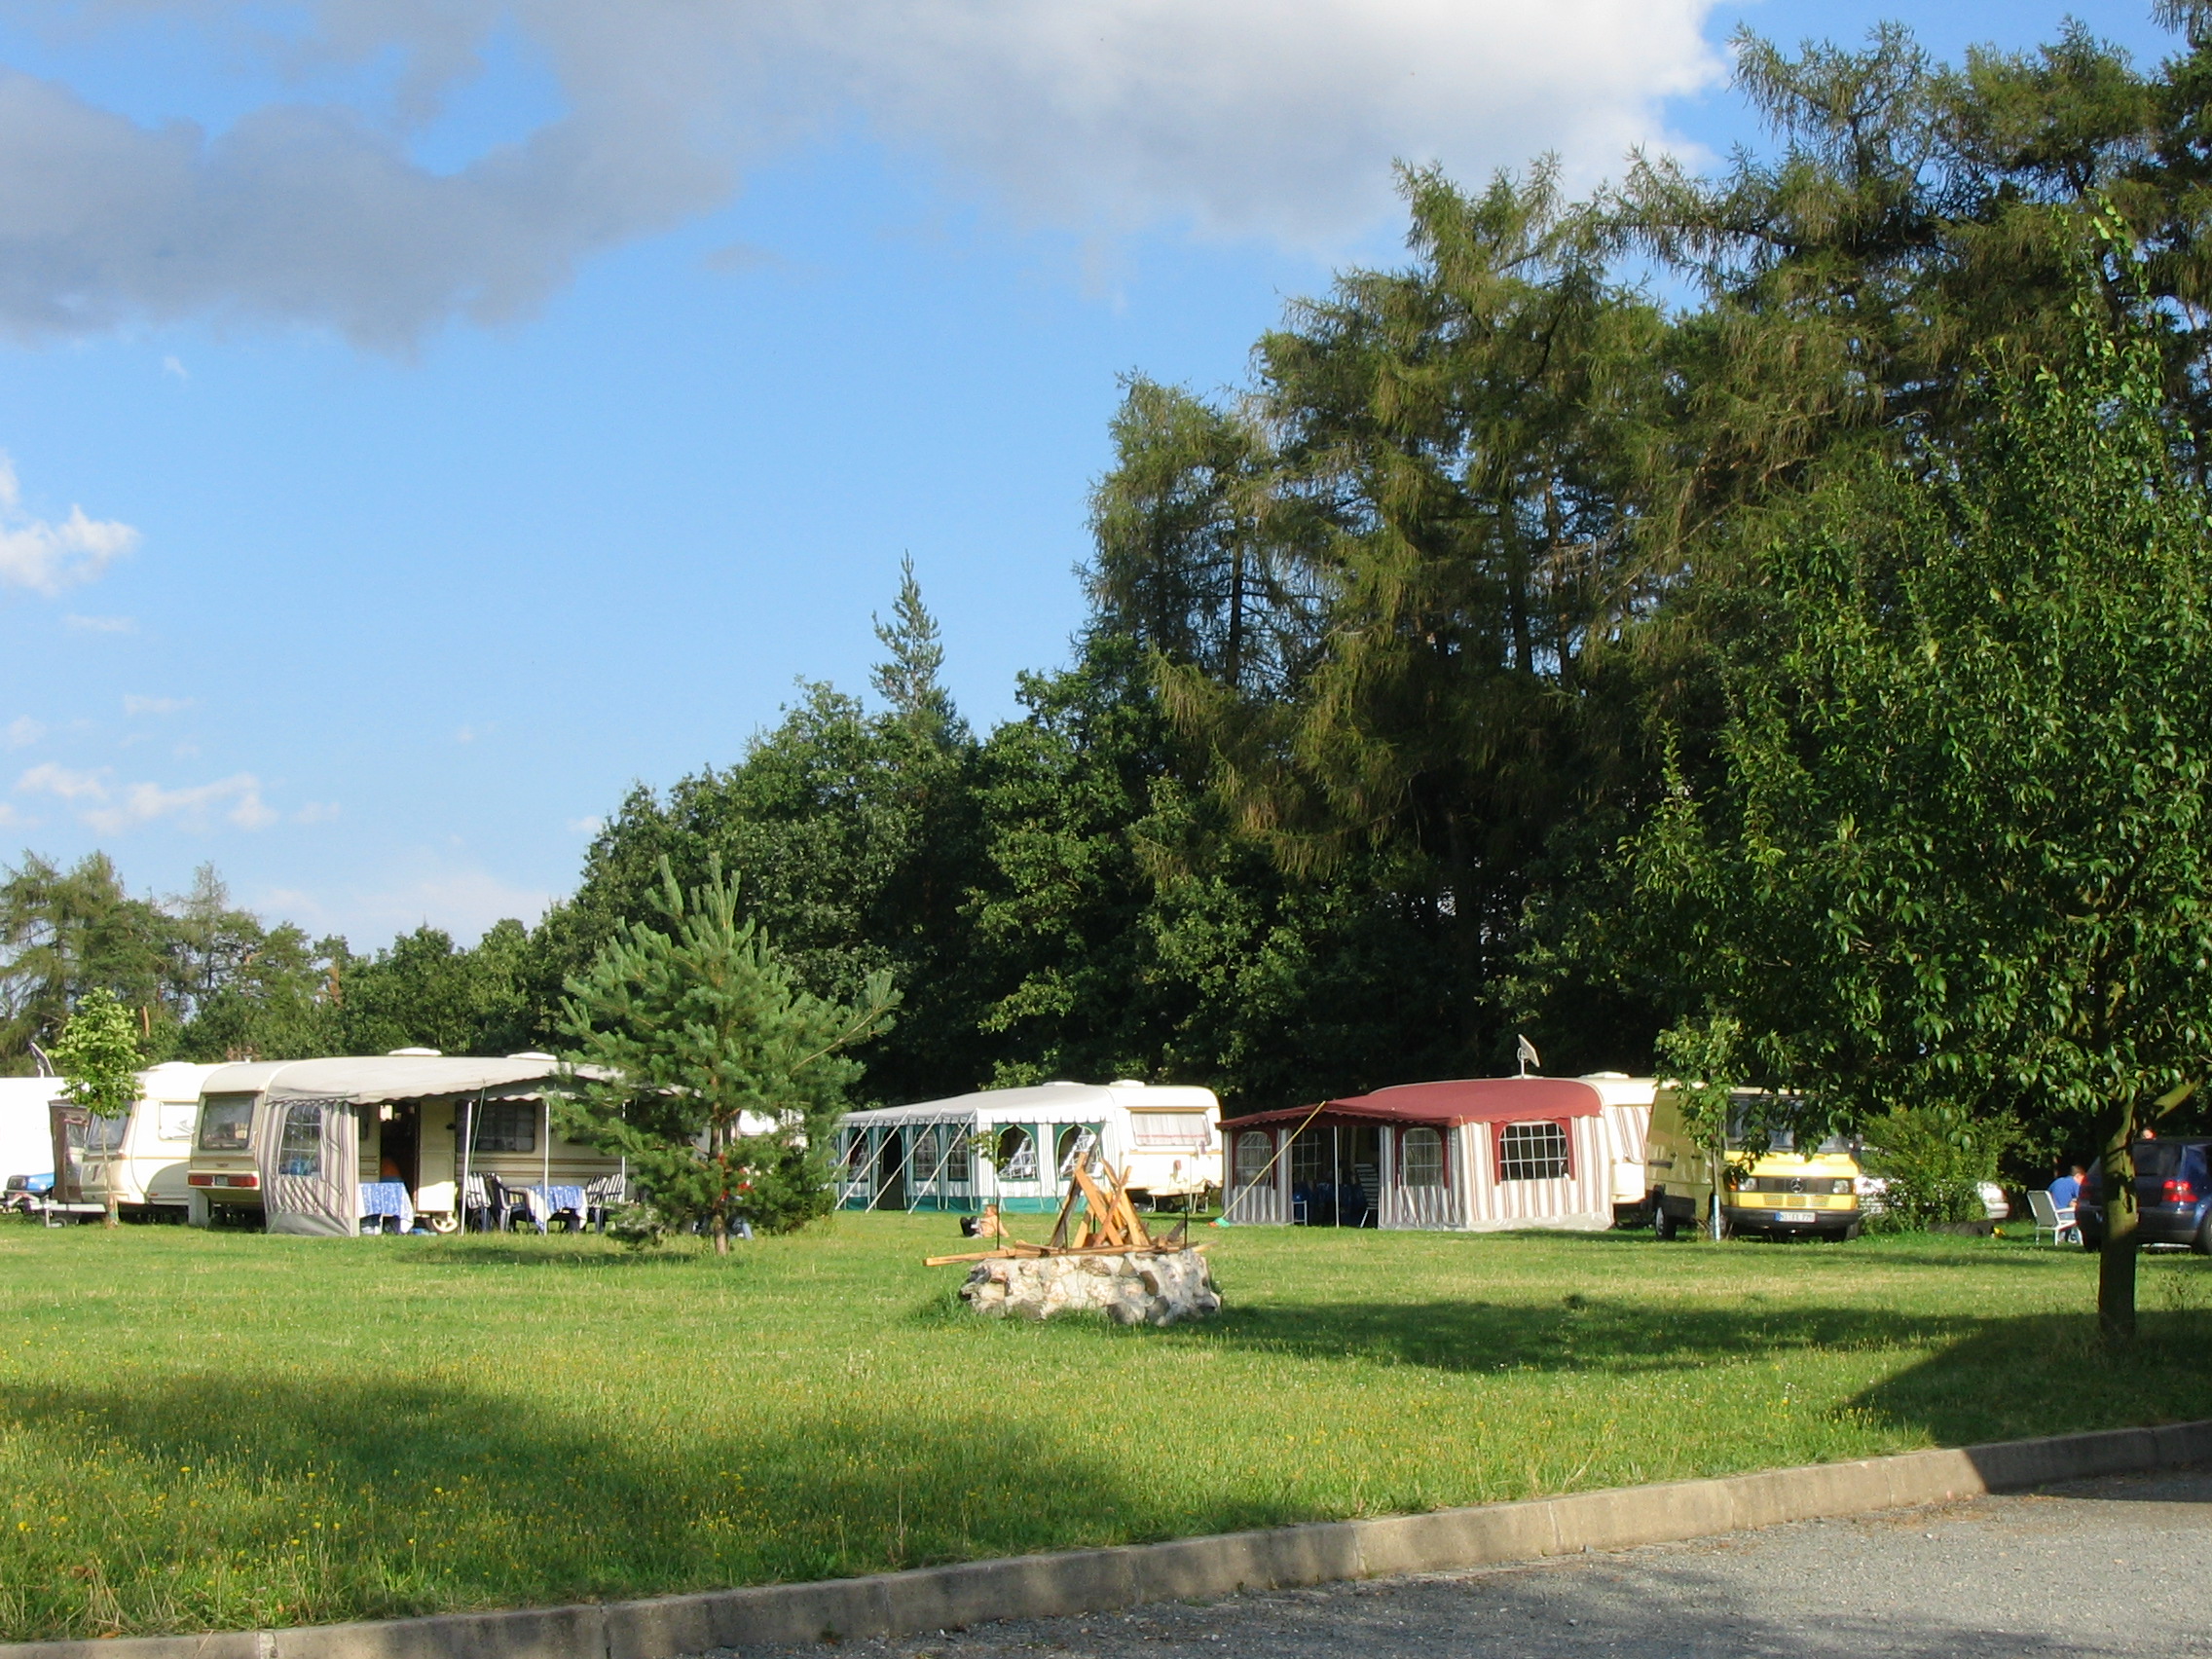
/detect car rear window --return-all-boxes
[197,1095,255,1152]
[2130,1140,2211,1181]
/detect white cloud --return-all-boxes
[567,814,604,835]
[0,801,24,828]
[262,864,554,946]
[161,354,189,379]
[0,2,1720,348]
[0,454,138,593]
[123,694,193,716]
[63,612,135,633]
[15,762,277,831]
[16,761,108,802]
[5,716,42,750]
[295,800,341,824]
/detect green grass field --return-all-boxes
[2,1216,2208,1641]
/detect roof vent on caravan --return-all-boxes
[1109,1079,1145,1088]
[1045,1080,1083,1087]
[506,1051,557,1061]
[387,1048,442,1057]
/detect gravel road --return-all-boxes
[718,1468,2212,1659]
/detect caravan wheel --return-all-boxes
[1653,1204,1678,1241]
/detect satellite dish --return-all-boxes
[1515,1034,1540,1078]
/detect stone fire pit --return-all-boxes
[958,1248,1221,1326]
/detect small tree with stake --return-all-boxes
[553,856,898,1254]
[52,987,141,1230]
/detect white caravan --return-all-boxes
[47,1062,224,1219]
[187,1052,622,1234]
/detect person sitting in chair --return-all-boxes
[2047,1164,2084,1213]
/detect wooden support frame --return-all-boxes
[924,1159,1194,1268]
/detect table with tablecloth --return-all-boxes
[358,1180,416,1232]
[510,1184,587,1233]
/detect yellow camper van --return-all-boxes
[1645,1087,1862,1240]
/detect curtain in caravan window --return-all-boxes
[259,1097,360,1236]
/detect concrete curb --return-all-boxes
[10,1420,2208,1659]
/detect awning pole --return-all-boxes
[461,1091,477,1231]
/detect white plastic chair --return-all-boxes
[2027,1188,2078,1244]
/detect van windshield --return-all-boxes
[67,1115,128,1154]
[197,1096,254,1152]
[1723,1103,1848,1157]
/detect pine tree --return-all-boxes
[870,555,958,736]
[554,857,897,1252]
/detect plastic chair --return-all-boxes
[2027,1188,2079,1244]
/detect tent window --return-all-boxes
[844,1132,869,1171]
[1498,1121,1570,1181]
[996,1125,1037,1179]
[1290,1131,1328,1186]
[1401,1127,1445,1188]
[277,1104,324,1177]
[942,1129,971,1184]
[1234,1129,1273,1187]
[1055,1124,1096,1174]
[472,1102,537,1154]
[198,1097,253,1151]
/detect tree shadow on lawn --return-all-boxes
[1300,1225,2096,1271]
[1172,1295,2212,1448]
[0,1370,1267,1641]
[393,1241,718,1271]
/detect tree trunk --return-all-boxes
[103,1151,120,1229]
[713,1212,730,1257]
[2097,1112,2140,1342]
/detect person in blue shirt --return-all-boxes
[2047,1164,2084,1211]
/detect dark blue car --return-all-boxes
[2077,1137,2212,1253]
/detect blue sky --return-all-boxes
[0,0,2182,948]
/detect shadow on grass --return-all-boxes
[396,1241,715,1271]
[0,1370,1204,1642]
[1258,1224,2098,1270]
[1166,1292,2212,1449]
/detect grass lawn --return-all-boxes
[2,1216,2209,1641]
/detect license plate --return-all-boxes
[1778,1211,1814,1223]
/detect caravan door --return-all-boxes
[257,1096,360,1236]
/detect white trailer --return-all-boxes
[44,1062,224,1219]
[1579,1071,1657,1220]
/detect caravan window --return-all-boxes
[1497,1122,1570,1181]
[1129,1111,1209,1148]
[156,1103,198,1142]
[1401,1127,1445,1188]
[198,1096,254,1151]
[277,1104,324,1177]
[471,1102,537,1154]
